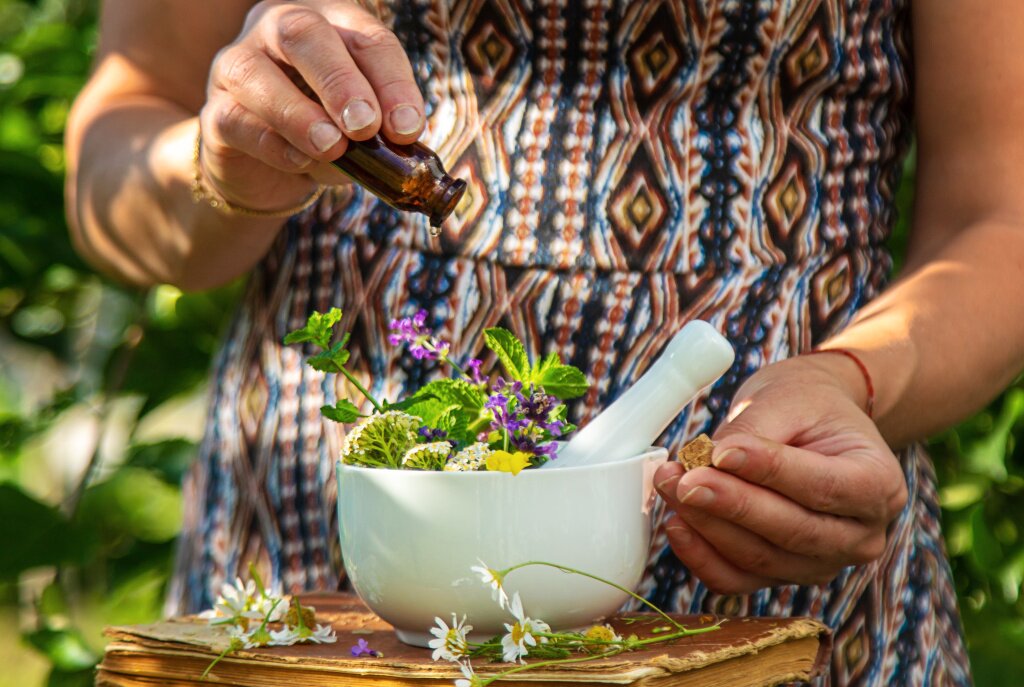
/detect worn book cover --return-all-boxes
[96,592,831,687]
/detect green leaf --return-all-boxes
[77,468,182,543]
[283,308,343,349]
[24,628,98,672]
[940,478,989,511]
[0,485,91,578]
[402,379,485,442]
[964,389,1024,481]
[307,341,351,372]
[531,352,561,379]
[484,328,530,381]
[534,365,589,399]
[320,399,364,423]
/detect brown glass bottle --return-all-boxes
[331,135,467,233]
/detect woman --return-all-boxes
[66,1,1024,683]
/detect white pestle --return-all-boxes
[548,320,736,469]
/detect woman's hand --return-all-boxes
[199,0,425,211]
[653,354,909,594]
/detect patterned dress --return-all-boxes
[168,0,973,684]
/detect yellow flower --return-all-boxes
[485,450,532,475]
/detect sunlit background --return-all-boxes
[1,2,1022,685]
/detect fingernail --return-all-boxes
[656,474,680,492]
[285,146,313,168]
[713,448,747,471]
[667,523,692,546]
[309,121,343,152]
[389,105,422,135]
[680,486,715,507]
[342,98,376,132]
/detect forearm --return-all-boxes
[66,97,284,290]
[821,220,1024,447]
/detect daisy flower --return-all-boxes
[428,613,473,662]
[500,592,550,663]
[210,577,256,621]
[455,660,483,687]
[268,626,302,647]
[470,560,509,609]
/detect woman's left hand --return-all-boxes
[653,353,909,594]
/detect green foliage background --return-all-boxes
[0,2,1021,685]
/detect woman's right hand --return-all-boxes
[198,0,426,212]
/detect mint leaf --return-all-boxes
[283,308,343,349]
[320,399,364,423]
[530,352,561,381]
[307,341,350,372]
[484,327,530,381]
[535,365,588,399]
[402,379,485,443]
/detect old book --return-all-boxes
[96,592,831,687]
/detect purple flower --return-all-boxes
[467,358,485,384]
[418,426,449,442]
[388,309,450,361]
[351,638,379,657]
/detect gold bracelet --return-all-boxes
[190,127,326,218]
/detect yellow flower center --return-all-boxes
[584,625,616,643]
[511,621,527,645]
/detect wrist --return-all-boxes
[803,349,875,419]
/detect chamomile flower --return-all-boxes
[500,592,550,663]
[308,624,339,644]
[583,623,623,647]
[428,613,473,662]
[210,577,256,620]
[268,626,302,646]
[244,594,287,623]
[455,661,483,687]
[471,560,509,609]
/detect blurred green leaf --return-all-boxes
[970,503,1005,573]
[964,389,1024,480]
[23,628,97,672]
[124,439,196,485]
[0,484,91,578]
[939,477,989,511]
[77,468,182,543]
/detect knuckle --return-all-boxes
[728,491,754,523]
[735,546,774,576]
[886,480,909,519]
[851,534,886,566]
[349,25,401,52]
[217,47,262,91]
[275,8,326,51]
[779,518,823,556]
[318,65,363,101]
[760,444,785,484]
[809,469,841,513]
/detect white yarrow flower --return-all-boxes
[470,560,509,609]
[428,613,473,662]
[501,592,550,664]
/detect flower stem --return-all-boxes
[500,561,686,631]
[337,365,384,414]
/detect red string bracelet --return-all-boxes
[805,348,875,419]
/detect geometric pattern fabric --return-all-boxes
[169,1,972,684]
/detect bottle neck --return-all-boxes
[427,174,468,227]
